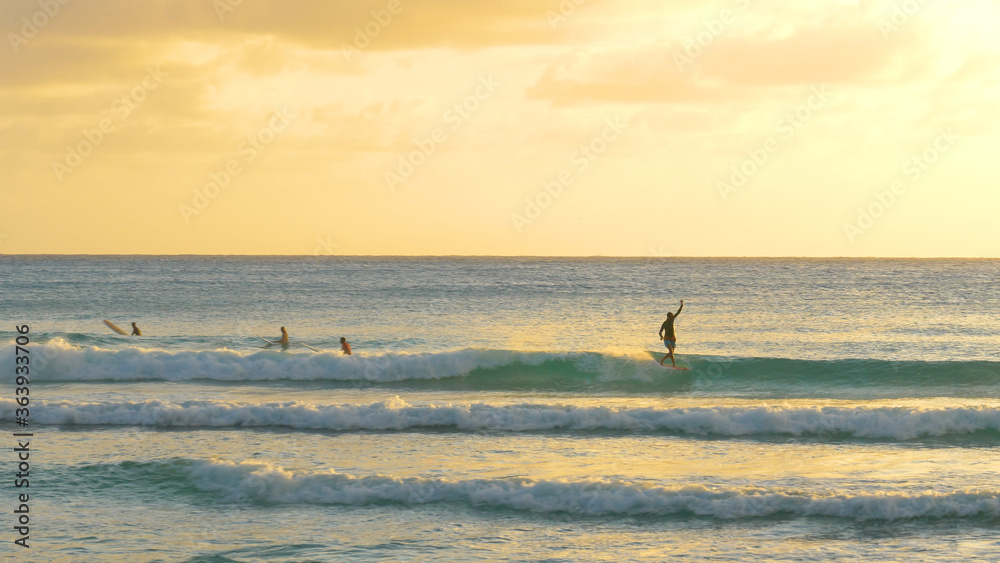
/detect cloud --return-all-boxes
[528,22,925,106]
[1,0,591,54]
[0,0,602,112]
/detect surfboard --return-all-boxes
[300,343,320,353]
[257,335,278,345]
[104,320,129,335]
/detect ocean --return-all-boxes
[1,256,999,561]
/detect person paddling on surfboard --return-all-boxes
[659,300,683,367]
[130,322,142,336]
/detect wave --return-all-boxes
[15,339,605,383]
[74,458,1000,521]
[8,398,1000,441]
[9,339,1000,396]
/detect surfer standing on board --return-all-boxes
[131,322,142,336]
[659,300,683,367]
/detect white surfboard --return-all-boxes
[258,334,318,351]
[104,320,129,335]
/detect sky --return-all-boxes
[1,0,998,257]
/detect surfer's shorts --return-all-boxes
[663,338,676,348]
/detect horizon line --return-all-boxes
[1,254,997,260]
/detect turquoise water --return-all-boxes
[1,257,999,561]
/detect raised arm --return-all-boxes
[675,300,683,317]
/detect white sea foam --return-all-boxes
[181,459,1000,520]
[10,339,593,382]
[8,398,1000,440]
